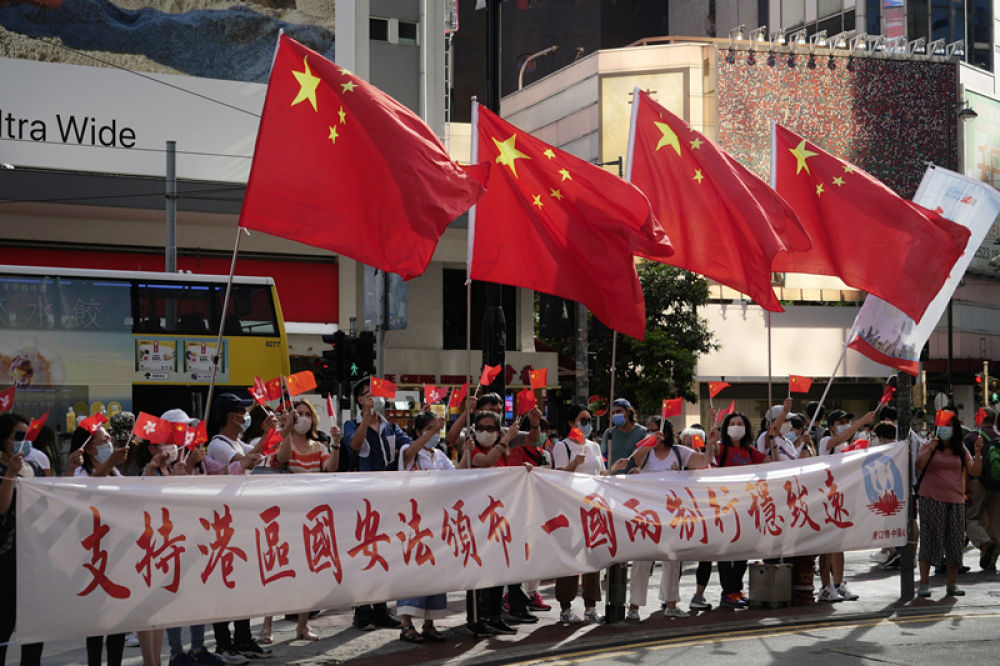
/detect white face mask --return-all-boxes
[371,397,385,413]
[836,424,851,435]
[475,430,496,447]
[235,413,250,433]
[425,433,441,450]
[159,444,178,464]
[293,417,312,435]
[727,425,745,441]
[94,443,114,463]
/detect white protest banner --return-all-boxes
[848,164,1000,374]
[16,444,908,642]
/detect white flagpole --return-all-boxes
[203,225,246,425]
[767,120,779,410]
[805,322,860,437]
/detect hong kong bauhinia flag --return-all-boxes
[627,90,810,312]
[469,103,669,340]
[772,124,970,322]
[240,34,487,280]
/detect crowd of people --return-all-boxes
[1,381,998,665]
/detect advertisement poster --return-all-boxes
[184,339,226,382]
[135,339,178,375]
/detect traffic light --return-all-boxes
[976,372,985,405]
[990,377,1000,405]
[357,330,377,377]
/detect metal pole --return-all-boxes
[376,270,387,377]
[165,140,177,273]
[202,225,244,425]
[767,310,773,407]
[896,372,915,600]
[947,300,954,404]
[576,304,589,405]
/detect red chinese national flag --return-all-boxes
[424,385,447,405]
[190,421,208,448]
[715,400,735,424]
[692,434,705,449]
[529,368,548,390]
[134,412,171,444]
[479,364,502,387]
[635,434,658,449]
[568,426,585,443]
[878,386,897,407]
[788,375,813,394]
[0,386,14,412]
[516,388,537,416]
[264,378,283,401]
[285,370,317,396]
[168,422,188,447]
[470,103,667,341]
[25,411,48,442]
[772,124,970,321]
[79,413,109,434]
[976,407,988,428]
[935,410,955,427]
[708,381,730,399]
[661,398,683,419]
[370,376,397,399]
[448,383,469,409]
[239,35,486,280]
[261,429,284,456]
[628,90,810,312]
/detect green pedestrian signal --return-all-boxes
[351,362,359,377]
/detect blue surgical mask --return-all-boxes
[424,434,441,450]
[371,397,385,413]
[537,433,547,447]
[94,443,114,463]
[936,425,954,441]
[241,414,252,432]
[611,413,626,427]
[13,440,32,457]
[576,422,593,438]
[836,424,851,435]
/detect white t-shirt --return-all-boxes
[207,434,253,465]
[639,444,696,473]
[818,435,847,456]
[755,432,799,461]
[398,444,456,471]
[25,447,50,471]
[552,438,605,476]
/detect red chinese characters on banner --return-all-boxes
[820,470,854,528]
[706,485,741,543]
[348,499,391,572]
[623,498,662,544]
[784,478,820,531]
[478,495,512,566]
[198,505,247,589]
[135,508,186,593]
[665,488,708,544]
[745,480,784,536]
[442,500,482,567]
[255,506,295,586]
[302,504,343,583]
[396,499,435,567]
[78,506,131,599]
[580,493,618,557]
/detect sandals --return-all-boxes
[421,626,447,642]
[399,626,424,643]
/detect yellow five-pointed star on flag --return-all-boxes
[558,168,572,182]
[843,164,854,173]
[543,148,555,159]
[690,138,703,150]
[693,169,704,183]
[653,121,681,155]
[290,56,321,112]
[532,194,543,209]
[341,80,357,93]
[338,106,346,124]
[550,188,563,200]
[328,126,338,144]
[816,183,824,196]
[493,134,530,177]
[832,176,844,186]
[789,139,818,175]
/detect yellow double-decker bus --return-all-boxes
[0,265,289,426]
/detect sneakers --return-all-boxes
[484,618,517,635]
[836,583,859,601]
[465,621,493,638]
[720,592,748,608]
[233,639,272,659]
[818,585,845,602]
[664,606,689,618]
[502,609,539,624]
[125,632,141,648]
[626,607,641,621]
[168,653,197,666]
[917,583,931,597]
[215,650,249,665]
[946,585,966,596]
[559,609,581,623]
[583,608,601,623]
[373,611,403,629]
[880,552,901,569]
[528,591,551,611]
[689,593,712,610]
[353,616,376,631]
[189,647,225,665]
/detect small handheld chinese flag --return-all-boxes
[249,376,269,405]
[708,382,730,399]
[661,398,683,419]
[0,386,14,412]
[264,377,283,401]
[935,410,955,427]
[635,433,658,449]
[878,385,897,407]
[529,368,548,390]
[190,421,208,448]
[168,422,188,447]
[516,388,537,416]
[79,412,109,434]
[975,407,988,428]
[260,429,284,456]
[285,370,318,397]
[448,383,469,409]
[370,376,397,399]
[479,364,502,387]
[568,426,585,443]
[424,385,447,405]
[789,375,813,394]
[715,400,735,424]
[134,412,170,444]
[692,434,705,449]
[25,411,48,442]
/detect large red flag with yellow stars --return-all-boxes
[240,34,487,280]
[772,124,970,321]
[469,103,668,340]
[628,90,810,312]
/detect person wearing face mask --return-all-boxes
[342,379,407,632]
[755,398,800,462]
[1,412,45,666]
[916,412,982,597]
[445,392,503,452]
[601,398,648,470]
[552,406,629,625]
[964,408,1000,572]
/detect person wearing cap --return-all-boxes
[965,407,1000,572]
[815,408,875,603]
[601,398,648,471]
[755,397,802,462]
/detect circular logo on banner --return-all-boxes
[862,452,904,517]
